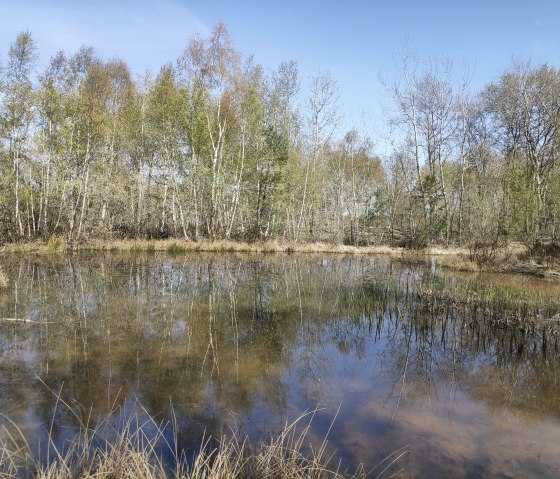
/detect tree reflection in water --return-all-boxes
[0,254,559,477]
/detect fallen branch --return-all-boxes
[0,317,58,324]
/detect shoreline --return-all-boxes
[0,238,558,280]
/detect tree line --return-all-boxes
[1,24,559,251]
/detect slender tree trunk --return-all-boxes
[438,156,450,245]
[76,163,90,241]
[161,177,168,235]
[14,148,24,237]
[226,126,245,238]
[295,161,310,243]
[192,152,200,241]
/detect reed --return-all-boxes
[0,404,393,479]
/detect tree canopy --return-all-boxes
[1,25,559,250]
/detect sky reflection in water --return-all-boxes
[0,254,559,478]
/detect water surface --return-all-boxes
[0,253,559,478]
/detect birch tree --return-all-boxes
[484,63,560,241]
[0,31,37,239]
[179,22,241,239]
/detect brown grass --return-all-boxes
[0,268,8,290]
[0,403,405,479]
[88,240,413,256]
[2,238,555,279]
[0,239,410,256]
[433,255,480,273]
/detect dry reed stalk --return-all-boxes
[0,401,405,479]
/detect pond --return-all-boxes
[0,253,559,478]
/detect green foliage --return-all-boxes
[507,168,539,242]
[0,28,558,250]
[415,173,447,244]
[47,235,66,253]
[544,170,560,242]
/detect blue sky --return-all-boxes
[1,0,560,152]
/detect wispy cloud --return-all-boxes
[0,0,209,72]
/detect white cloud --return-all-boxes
[0,0,209,72]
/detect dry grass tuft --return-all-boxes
[435,255,480,273]
[0,242,36,254]
[46,236,67,253]
[0,268,8,290]
[0,402,402,479]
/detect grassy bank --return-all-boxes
[1,238,558,280]
[0,237,474,260]
[0,237,409,256]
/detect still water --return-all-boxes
[0,253,559,478]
